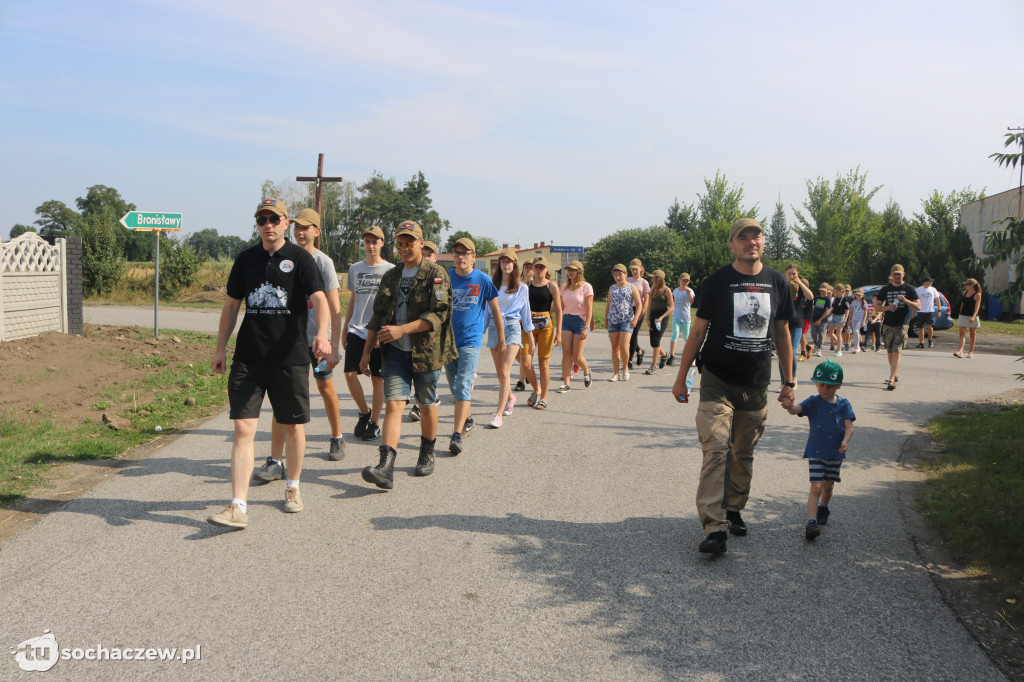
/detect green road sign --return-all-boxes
[120,211,183,231]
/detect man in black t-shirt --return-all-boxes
[672,218,796,556]
[873,264,920,390]
[206,198,330,530]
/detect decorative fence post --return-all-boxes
[0,233,73,342]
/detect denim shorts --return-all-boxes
[488,317,522,349]
[381,347,441,406]
[444,345,481,402]
[828,314,846,327]
[562,313,585,335]
[607,319,632,333]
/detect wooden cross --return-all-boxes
[296,153,343,215]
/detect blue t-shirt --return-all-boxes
[449,268,499,349]
[798,395,856,460]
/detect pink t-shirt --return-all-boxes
[627,276,651,304]
[561,282,594,317]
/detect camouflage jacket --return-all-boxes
[367,258,458,372]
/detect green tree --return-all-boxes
[33,200,81,239]
[77,210,124,294]
[981,131,1024,305]
[913,188,985,296]
[75,185,149,261]
[159,235,204,298]
[9,224,35,239]
[764,200,795,265]
[680,171,760,282]
[443,230,498,257]
[584,226,687,295]
[793,167,881,283]
[664,197,698,236]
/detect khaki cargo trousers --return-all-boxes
[694,369,768,536]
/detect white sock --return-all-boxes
[286,480,299,490]
[270,458,282,466]
[231,498,247,513]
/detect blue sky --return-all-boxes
[2,0,1023,247]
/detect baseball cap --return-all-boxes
[811,360,843,386]
[532,255,548,267]
[890,263,905,274]
[396,220,423,240]
[453,237,475,252]
[652,269,666,279]
[423,240,438,253]
[728,218,762,241]
[254,198,288,218]
[922,275,934,282]
[292,208,320,228]
[612,263,627,273]
[567,259,584,273]
[362,225,385,240]
[679,272,690,280]
[497,247,518,262]
[628,258,643,269]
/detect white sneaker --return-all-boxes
[609,374,620,382]
[555,384,571,393]
[623,371,630,381]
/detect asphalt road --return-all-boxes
[3,310,1019,679]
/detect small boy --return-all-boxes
[781,360,855,540]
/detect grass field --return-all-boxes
[923,402,1024,597]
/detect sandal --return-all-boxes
[967,352,973,359]
[953,352,962,358]
[513,380,526,392]
[527,392,538,407]
[886,380,896,391]
[535,399,548,410]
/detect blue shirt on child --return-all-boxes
[449,268,499,349]
[798,395,856,460]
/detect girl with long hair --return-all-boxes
[485,249,534,428]
[626,258,650,369]
[520,257,562,408]
[605,263,641,381]
[780,264,813,387]
[556,260,594,392]
[954,278,982,358]
[644,269,674,374]
[668,272,694,366]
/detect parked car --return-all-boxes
[858,284,953,331]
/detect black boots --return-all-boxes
[362,445,396,489]
[415,437,436,477]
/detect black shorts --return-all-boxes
[228,361,310,424]
[915,312,935,327]
[344,332,383,377]
[649,313,667,348]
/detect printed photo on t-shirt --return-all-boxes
[733,292,770,338]
[248,281,289,311]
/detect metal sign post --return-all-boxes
[120,211,183,339]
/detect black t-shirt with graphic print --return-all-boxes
[875,282,918,326]
[226,241,325,366]
[696,263,794,388]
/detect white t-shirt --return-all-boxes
[306,249,339,344]
[346,260,395,339]
[915,285,939,313]
[672,287,693,322]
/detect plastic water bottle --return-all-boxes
[315,358,328,374]
[685,367,696,391]
[655,320,661,332]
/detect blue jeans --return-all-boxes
[778,322,802,382]
[382,347,441,406]
[444,345,481,402]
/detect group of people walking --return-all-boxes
[202,203,981,559]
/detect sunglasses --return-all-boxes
[256,214,283,226]
[453,250,474,257]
